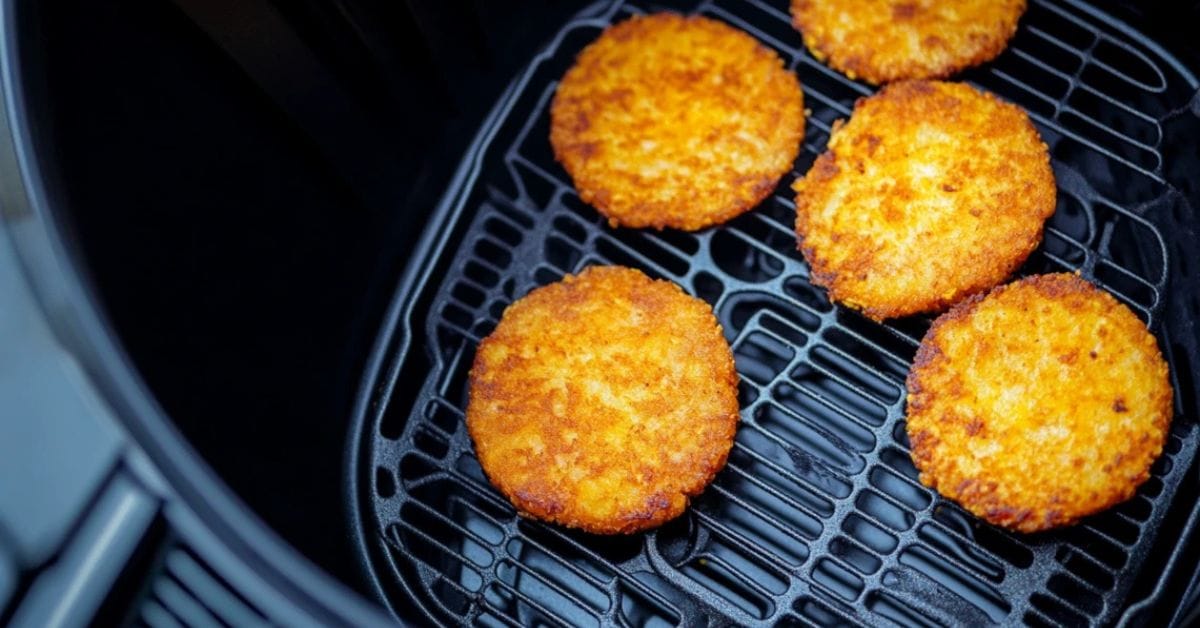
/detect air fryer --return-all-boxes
[1,0,1198,626]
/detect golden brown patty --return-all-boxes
[550,13,805,231]
[906,273,1173,533]
[792,80,1056,321]
[791,0,1025,84]
[466,266,739,534]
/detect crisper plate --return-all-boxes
[347,0,1200,625]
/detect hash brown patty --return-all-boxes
[906,273,1173,533]
[792,80,1056,321]
[550,13,805,231]
[791,0,1025,84]
[466,266,739,534]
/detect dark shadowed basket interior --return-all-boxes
[346,0,1200,625]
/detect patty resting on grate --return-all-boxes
[551,12,805,231]
[466,266,740,534]
[793,79,1056,321]
[790,0,1026,84]
[906,273,1173,533]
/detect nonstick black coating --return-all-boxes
[347,0,1200,624]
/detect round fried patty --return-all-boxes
[906,273,1173,533]
[466,266,739,534]
[550,13,805,231]
[791,0,1025,84]
[793,80,1055,321]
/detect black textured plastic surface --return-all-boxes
[350,0,1200,625]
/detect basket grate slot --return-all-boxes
[375,467,397,499]
[756,403,866,474]
[733,425,853,500]
[729,211,803,256]
[593,238,675,281]
[775,382,877,452]
[916,523,1005,584]
[701,485,813,565]
[867,590,944,628]
[728,446,838,517]
[411,427,450,460]
[406,486,506,545]
[789,359,891,427]
[810,344,903,405]
[982,59,1069,117]
[495,558,607,622]
[678,554,775,618]
[828,536,883,576]
[1029,3,1098,49]
[396,502,495,570]
[617,579,681,627]
[1011,38,1081,84]
[482,577,585,628]
[692,271,725,306]
[398,453,440,486]
[601,230,692,277]
[868,466,930,512]
[1048,572,1105,615]
[711,230,786,283]
[928,506,1037,571]
[510,528,617,588]
[1031,591,1090,627]
[550,215,587,245]
[1069,86,1159,141]
[1067,527,1128,569]
[856,491,915,533]
[734,332,795,386]
[722,458,828,530]
[357,0,1200,625]
[788,601,836,627]
[760,310,810,347]
[1090,38,1167,92]
[1024,609,1060,628]
[898,545,1012,623]
[1059,111,1160,173]
[483,217,525,247]
[727,292,823,336]
[842,513,898,555]
[821,328,909,384]
[543,235,584,274]
[385,526,481,616]
[1086,510,1143,546]
[1055,546,1116,591]
[812,557,865,603]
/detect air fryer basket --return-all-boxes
[346,0,1200,625]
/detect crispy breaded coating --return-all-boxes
[466,266,739,534]
[792,80,1055,321]
[906,274,1173,533]
[791,0,1025,84]
[550,13,805,231]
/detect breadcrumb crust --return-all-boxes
[791,0,1026,84]
[906,273,1173,532]
[551,13,805,231]
[467,266,739,534]
[793,80,1056,321]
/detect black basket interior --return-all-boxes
[352,0,1200,625]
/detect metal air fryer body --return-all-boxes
[0,0,1198,626]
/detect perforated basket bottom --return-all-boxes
[352,0,1200,625]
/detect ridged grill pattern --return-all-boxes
[357,0,1200,625]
